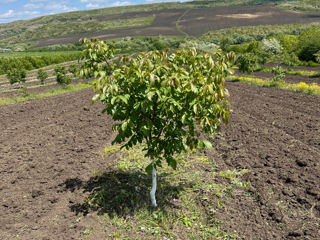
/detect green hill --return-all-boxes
[0,0,319,51]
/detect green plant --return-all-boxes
[37,69,48,85]
[314,50,320,63]
[236,53,258,74]
[54,66,72,85]
[79,38,115,78]
[297,29,320,62]
[261,38,283,55]
[0,52,81,75]
[276,34,298,54]
[281,52,301,66]
[7,68,27,88]
[82,38,235,207]
[272,66,286,82]
[68,64,79,77]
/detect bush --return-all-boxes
[68,64,79,77]
[281,52,301,66]
[54,66,72,85]
[297,29,320,62]
[7,69,27,88]
[314,50,320,63]
[262,38,283,55]
[37,69,48,85]
[236,53,259,74]
[272,66,286,82]
[276,34,298,54]
[180,40,218,53]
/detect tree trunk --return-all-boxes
[150,159,157,207]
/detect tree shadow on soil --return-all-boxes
[62,169,190,218]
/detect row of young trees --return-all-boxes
[0,52,81,75]
[6,64,80,91]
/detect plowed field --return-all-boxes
[0,80,319,239]
[34,5,320,47]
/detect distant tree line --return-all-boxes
[0,52,81,75]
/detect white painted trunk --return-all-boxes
[150,159,157,207]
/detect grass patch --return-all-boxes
[69,144,251,239]
[277,0,320,12]
[176,9,190,37]
[0,83,91,106]
[228,75,320,95]
[201,22,320,44]
[0,51,81,58]
[260,67,320,78]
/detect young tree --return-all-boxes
[272,66,286,82]
[54,65,72,85]
[68,64,79,77]
[37,69,48,85]
[82,38,235,207]
[7,68,27,89]
[236,53,258,74]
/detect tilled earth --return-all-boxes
[249,71,320,85]
[0,82,319,239]
[34,4,320,47]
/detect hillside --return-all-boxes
[0,0,320,51]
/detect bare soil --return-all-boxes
[33,9,185,48]
[0,80,319,239]
[250,71,320,84]
[34,5,320,47]
[179,5,320,36]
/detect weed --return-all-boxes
[65,144,252,239]
[228,75,320,95]
[0,83,91,106]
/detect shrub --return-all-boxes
[7,68,27,88]
[276,34,298,54]
[236,53,259,74]
[314,50,320,63]
[281,52,301,66]
[297,29,320,62]
[180,40,218,53]
[37,69,48,85]
[261,38,283,55]
[272,66,286,82]
[54,66,72,85]
[68,64,79,77]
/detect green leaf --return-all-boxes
[198,141,205,149]
[167,158,177,170]
[147,91,155,101]
[202,140,213,149]
[121,121,128,131]
[145,164,153,175]
[92,94,100,103]
[111,96,117,105]
[181,114,187,124]
[119,95,128,104]
[193,104,198,114]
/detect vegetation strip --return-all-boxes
[176,9,190,37]
[0,83,91,106]
[228,75,320,95]
[259,67,320,78]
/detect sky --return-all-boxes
[0,0,184,23]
